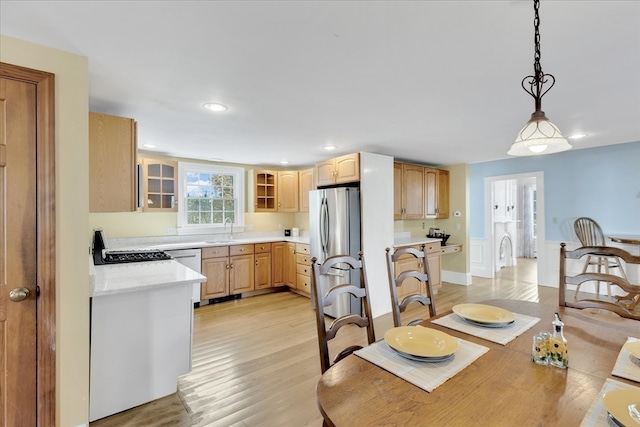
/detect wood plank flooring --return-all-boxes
[90,258,558,427]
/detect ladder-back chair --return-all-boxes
[385,245,436,327]
[560,243,640,319]
[573,217,627,298]
[310,252,375,374]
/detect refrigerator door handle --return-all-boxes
[320,197,329,257]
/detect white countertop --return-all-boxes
[91,260,206,297]
[393,236,443,248]
[108,235,310,252]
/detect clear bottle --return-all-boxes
[549,313,568,369]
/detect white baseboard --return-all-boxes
[442,270,472,286]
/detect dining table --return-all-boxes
[316,299,640,426]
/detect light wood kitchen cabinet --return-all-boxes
[201,244,256,298]
[315,153,360,187]
[277,171,299,212]
[394,248,423,301]
[201,246,231,299]
[271,242,286,287]
[254,243,272,290]
[295,243,311,294]
[394,162,425,220]
[393,242,442,300]
[425,167,449,219]
[254,170,277,212]
[437,169,450,219]
[89,112,137,212]
[230,244,255,294]
[393,162,403,220]
[141,157,178,212]
[298,168,315,213]
[284,242,297,287]
[425,241,442,291]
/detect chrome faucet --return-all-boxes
[224,217,234,239]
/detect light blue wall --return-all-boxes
[469,141,640,242]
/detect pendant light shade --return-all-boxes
[509,110,571,156]
[509,0,571,156]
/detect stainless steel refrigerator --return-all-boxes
[309,187,361,318]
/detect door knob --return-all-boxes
[9,287,30,302]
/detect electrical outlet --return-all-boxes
[278,224,283,230]
[164,227,177,235]
[456,223,461,230]
[422,222,425,229]
[246,224,254,231]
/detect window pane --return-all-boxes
[200,198,212,211]
[187,199,199,210]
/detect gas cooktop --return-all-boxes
[102,250,172,264]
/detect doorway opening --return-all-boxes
[485,172,544,283]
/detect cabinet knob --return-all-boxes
[255,260,259,266]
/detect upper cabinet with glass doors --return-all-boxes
[141,157,178,212]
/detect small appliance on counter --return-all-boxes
[92,229,172,265]
[427,228,450,246]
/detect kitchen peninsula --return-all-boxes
[89,260,206,422]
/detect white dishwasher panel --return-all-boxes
[165,249,202,303]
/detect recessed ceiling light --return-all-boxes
[142,143,157,148]
[567,133,588,140]
[280,160,289,165]
[323,145,337,151]
[203,102,228,112]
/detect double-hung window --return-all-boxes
[177,162,244,233]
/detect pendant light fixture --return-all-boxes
[509,0,571,156]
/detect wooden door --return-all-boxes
[298,168,314,213]
[315,159,335,187]
[271,242,285,286]
[334,153,359,184]
[402,164,425,219]
[201,257,229,299]
[255,252,272,290]
[424,168,438,218]
[230,254,255,294]
[0,63,55,425]
[393,162,403,220]
[284,243,297,287]
[277,170,298,212]
[89,112,137,212]
[437,169,449,219]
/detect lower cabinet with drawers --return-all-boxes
[200,241,301,301]
[295,243,311,294]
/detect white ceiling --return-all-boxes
[2,1,639,167]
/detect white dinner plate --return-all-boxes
[387,344,455,363]
[459,316,515,329]
[452,303,516,325]
[624,341,640,360]
[384,326,459,358]
[603,388,640,426]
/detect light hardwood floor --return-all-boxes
[91,258,558,427]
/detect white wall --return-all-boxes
[359,152,394,321]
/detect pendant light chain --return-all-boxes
[521,0,554,112]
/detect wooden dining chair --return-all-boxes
[559,243,640,320]
[385,245,436,327]
[310,252,376,374]
[573,217,627,298]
